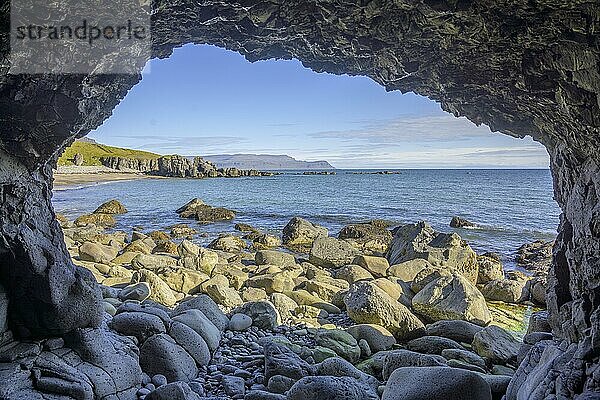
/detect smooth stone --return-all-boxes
[472,326,521,365]
[287,376,379,400]
[229,313,253,331]
[346,324,396,352]
[382,349,447,380]
[145,382,201,400]
[173,295,230,331]
[425,320,484,343]
[119,282,151,302]
[406,335,465,355]
[109,311,166,343]
[139,334,198,382]
[382,367,492,400]
[168,321,211,366]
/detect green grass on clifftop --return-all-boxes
[58,141,161,166]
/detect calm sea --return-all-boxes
[53,169,560,270]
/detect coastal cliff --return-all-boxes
[203,154,335,171]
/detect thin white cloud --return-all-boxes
[309,115,494,143]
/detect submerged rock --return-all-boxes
[450,216,476,228]
[176,198,236,223]
[74,213,116,227]
[93,199,128,215]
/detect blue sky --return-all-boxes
[89,44,550,169]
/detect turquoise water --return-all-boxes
[53,169,560,269]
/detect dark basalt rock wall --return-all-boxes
[0,0,599,397]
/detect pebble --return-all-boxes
[151,374,167,387]
[229,313,253,331]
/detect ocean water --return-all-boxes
[53,169,560,270]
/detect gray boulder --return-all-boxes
[119,282,151,302]
[172,295,229,331]
[263,340,315,382]
[472,326,521,365]
[442,348,487,369]
[309,236,359,269]
[382,350,447,380]
[168,321,211,366]
[383,367,492,400]
[139,334,198,382]
[228,313,253,331]
[387,222,478,283]
[172,309,221,352]
[407,335,465,355]
[109,311,166,342]
[344,281,425,340]
[425,320,484,343]
[412,273,491,326]
[283,217,328,246]
[145,382,201,400]
[287,376,379,400]
[236,301,281,330]
[222,375,246,397]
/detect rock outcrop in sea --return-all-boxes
[101,155,274,179]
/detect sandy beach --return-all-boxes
[53,166,161,188]
[53,172,154,188]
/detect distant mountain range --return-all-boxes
[202,154,335,171]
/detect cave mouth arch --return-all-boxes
[0,1,599,398]
[69,41,560,271]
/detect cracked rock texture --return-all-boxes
[0,0,599,398]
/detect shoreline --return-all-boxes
[53,171,158,189]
